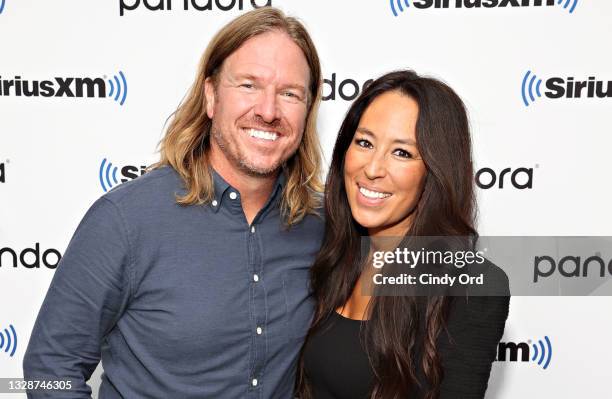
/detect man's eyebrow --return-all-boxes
[230,73,307,93]
[356,127,416,145]
[280,83,306,92]
[233,73,260,81]
[232,73,306,89]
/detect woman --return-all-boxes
[298,70,510,399]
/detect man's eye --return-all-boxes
[240,83,254,89]
[393,149,414,159]
[282,92,304,101]
[355,139,373,149]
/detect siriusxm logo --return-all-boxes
[390,0,578,16]
[521,70,612,106]
[0,71,128,106]
[99,158,147,192]
[475,166,534,189]
[323,73,374,102]
[497,336,552,370]
[119,0,271,16]
[0,244,62,269]
[0,0,6,15]
[0,324,17,358]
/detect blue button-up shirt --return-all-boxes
[23,166,324,398]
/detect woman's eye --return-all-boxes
[355,139,373,149]
[393,149,413,159]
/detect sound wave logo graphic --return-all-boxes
[557,0,578,13]
[0,324,17,357]
[99,158,119,192]
[390,0,410,16]
[521,70,543,107]
[106,71,128,106]
[531,336,552,370]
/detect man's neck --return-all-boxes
[209,150,278,225]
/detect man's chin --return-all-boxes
[239,159,283,177]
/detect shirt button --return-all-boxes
[253,274,259,282]
[212,200,218,207]
[251,226,256,233]
[256,327,262,335]
[229,192,238,200]
[252,378,258,387]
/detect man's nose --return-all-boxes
[254,88,281,123]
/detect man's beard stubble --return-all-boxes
[210,120,285,178]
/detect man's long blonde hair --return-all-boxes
[154,7,323,226]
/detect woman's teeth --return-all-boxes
[248,129,278,141]
[359,186,391,199]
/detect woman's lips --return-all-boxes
[356,183,392,206]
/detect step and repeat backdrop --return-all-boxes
[1,0,611,397]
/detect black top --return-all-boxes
[303,294,509,399]
[303,312,374,398]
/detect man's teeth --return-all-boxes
[359,186,391,199]
[248,129,278,141]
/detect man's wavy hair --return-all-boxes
[153,7,323,225]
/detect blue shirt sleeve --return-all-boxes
[23,197,132,398]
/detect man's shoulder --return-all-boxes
[101,165,184,211]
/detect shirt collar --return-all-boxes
[210,168,286,213]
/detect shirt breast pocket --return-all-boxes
[282,268,314,341]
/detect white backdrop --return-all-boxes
[1,0,612,397]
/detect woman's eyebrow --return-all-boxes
[392,137,416,146]
[356,127,416,146]
[356,127,376,137]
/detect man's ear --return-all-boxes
[204,77,215,119]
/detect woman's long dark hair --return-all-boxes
[297,70,477,399]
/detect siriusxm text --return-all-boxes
[412,0,555,8]
[0,76,106,98]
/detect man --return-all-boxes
[23,7,324,398]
